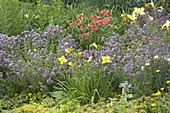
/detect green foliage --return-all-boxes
[129,60,170,97]
[0,72,47,97]
[19,0,59,3]
[2,93,170,113]
[54,63,114,104]
[0,0,26,36]
[106,93,170,113]
[107,82,134,112]
[62,0,169,11]
[0,92,53,112]
[0,0,64,36]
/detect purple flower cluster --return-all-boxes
[0,25,67,90]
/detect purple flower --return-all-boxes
[50,71,56,77]
[135,71,141,76]
[47,77,53,84]
[43,69,50,78]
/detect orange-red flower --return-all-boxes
[68,22,77,27]
[89,25,98,30]
[80,32,90,37]
[100,10,109,16]
[96,20,103,26]
[91,15,101,20]
[77,21,83,26]
[102,16,111,24]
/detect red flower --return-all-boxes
[91,15,101,20]
[68,22,77,27]
[102,16,111,24]
[89,25,98,30]
[96,20,103,26]
[80,32,90,37]
[77,21,83,26]
[100,10,109,16]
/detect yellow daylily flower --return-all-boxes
[68,62,75,67]
[92,42,98,49]
[151,93,156,96]
[160,88,164,91]
[133,100,137,103]
[102,56,111,64]
[166,80,170,84]
[65,48,72,53]
[88,56,93,62]
[151,90,161,96]
[77,52,83,57]
[133,7,145,15]
[162,20,170,30]
[58,56,67,65]
[127,14,137,21]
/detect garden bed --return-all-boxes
[0,0,170,113]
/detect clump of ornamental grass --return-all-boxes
[53,60,115,105]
